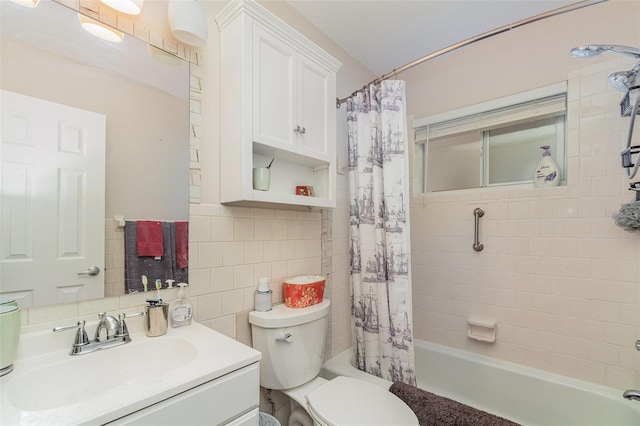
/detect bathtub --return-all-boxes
[321,339,640,426]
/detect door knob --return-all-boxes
[78,266,100,276]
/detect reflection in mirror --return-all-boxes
[0,0,190,308]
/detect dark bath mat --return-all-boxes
[390,381,520,426]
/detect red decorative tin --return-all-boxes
[283,275,326,308]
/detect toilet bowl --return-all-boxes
[249,300,418,426]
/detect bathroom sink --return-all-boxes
[0,321,261,425]
[8,337,197,411]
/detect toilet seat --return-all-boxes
[306,376,419,426]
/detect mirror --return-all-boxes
[1,0,190,307]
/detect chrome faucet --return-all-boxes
[623,390,640,401]
[53,311,143,356]
[95,312,121,341]
[622,340,640,402]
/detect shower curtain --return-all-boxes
[347,80,416,385]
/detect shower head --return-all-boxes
[608,61,640,92]
[570,45,640,59]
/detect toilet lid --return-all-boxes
[306,376,418,426]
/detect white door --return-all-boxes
[1,90,105,307]
[252,25,297,153]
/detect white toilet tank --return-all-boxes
[249,300,330,390]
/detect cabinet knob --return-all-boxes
[294,125,306,134]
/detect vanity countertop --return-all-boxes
[0,320,261,425]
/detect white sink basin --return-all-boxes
[0,321,261,425]
[8,337,197,411]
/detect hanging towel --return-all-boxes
[125,222,177,293]
[136,220,164,257]
[175,221,188,269]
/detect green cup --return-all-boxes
[253,167,271,191]
[0,304,21,376]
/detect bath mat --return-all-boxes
[389,381,520,426]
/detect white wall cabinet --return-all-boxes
[217,0,342,208]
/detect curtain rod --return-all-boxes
[336,0,607,107]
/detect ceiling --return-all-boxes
[285,0,583,76]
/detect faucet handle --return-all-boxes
[53,320,90,347]
[117,312,144,338]
[73,320,90,347]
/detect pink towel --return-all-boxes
[137,221,163,257]
[175,221,188,269]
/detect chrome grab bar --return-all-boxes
[473,208,485,252]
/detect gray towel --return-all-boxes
[124,221,188,293]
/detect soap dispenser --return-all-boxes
[170,283,193,327]
[534,145,560,187]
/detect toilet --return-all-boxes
[249,299,419,426]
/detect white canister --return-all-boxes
[254,277,272,311]
[253,168,271,191]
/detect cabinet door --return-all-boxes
[252,26,297,152]
[297,56,332,161]
[108,363,259,425]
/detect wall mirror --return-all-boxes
[1,0,190,308]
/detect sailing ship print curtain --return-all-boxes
[347,80,416,385]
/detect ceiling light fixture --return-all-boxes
[167,0,208,47]
[78,14,124,43]
[8,0,40,7]
[99,0,143,15]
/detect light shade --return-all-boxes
[99,0,143,15]
[168,0,208,47]
[78,14,124,43]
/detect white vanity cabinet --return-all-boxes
[217,0,342,208]
[0,321,262,426]
[109,363,259,425]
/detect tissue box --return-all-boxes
[283,275,325,308]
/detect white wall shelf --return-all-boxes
[216,0,341,209]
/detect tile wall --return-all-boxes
[23,204,322,338]
[409,58,640,390]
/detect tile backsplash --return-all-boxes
[21,204,323,342]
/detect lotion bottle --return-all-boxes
[534,145,560,187]
[170,283,193,327]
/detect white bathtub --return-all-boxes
[321,339,640,426]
